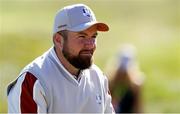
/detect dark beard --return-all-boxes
[62,44,93,70]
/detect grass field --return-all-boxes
[1,0,180,112]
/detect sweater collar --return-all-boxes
[48,47,85,86]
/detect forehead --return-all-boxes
[83,25,98,33]
[68,25,98,36]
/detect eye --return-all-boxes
[92,35,97,39]
[92,34,98,39]
[78,35,86,38]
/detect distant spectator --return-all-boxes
[109,44,144,113]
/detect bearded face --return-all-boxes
[58,26,97,70]
[62,40,94,70]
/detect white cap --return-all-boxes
[118,44,137,70]
[53,4,109,34]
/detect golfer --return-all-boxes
[7,4,114,113]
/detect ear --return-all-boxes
[53,33,64,48]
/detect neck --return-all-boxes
[54,47,80,76]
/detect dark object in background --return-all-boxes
[118,90,136,113]
[109,44,144,113]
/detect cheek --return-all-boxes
[92,38,97,49]
[95,39,97,46]
[93,43,97,51]
[66,41,82,55]
[93,39,97,50]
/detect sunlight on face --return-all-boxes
[62,26,98,69]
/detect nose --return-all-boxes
[83,38,96,49]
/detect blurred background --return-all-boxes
[0,0,180,112]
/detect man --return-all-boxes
[7,4,115,113]
[109,44,144,113]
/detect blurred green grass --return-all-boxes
[1,0,180,113]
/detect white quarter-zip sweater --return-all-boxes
[7,47,115,113]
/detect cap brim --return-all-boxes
[68,21,109,32]
[96,23,109,32]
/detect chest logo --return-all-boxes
[96,94,102,104]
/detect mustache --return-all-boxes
[79,49,94,55]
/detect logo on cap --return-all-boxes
[83,7,91,17]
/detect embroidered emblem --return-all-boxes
[82,7,91,17]
[96,94,102,104]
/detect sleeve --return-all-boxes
[7,72,47,113]
[104,76,115,113]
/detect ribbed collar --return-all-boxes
[48,47,85,86]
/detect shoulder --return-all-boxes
[7,72,38,96]
[20,48,52,76]
[90,64,102,71]
[90,64,103,74]
[89,64,107,80]
[7,49,52,95]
